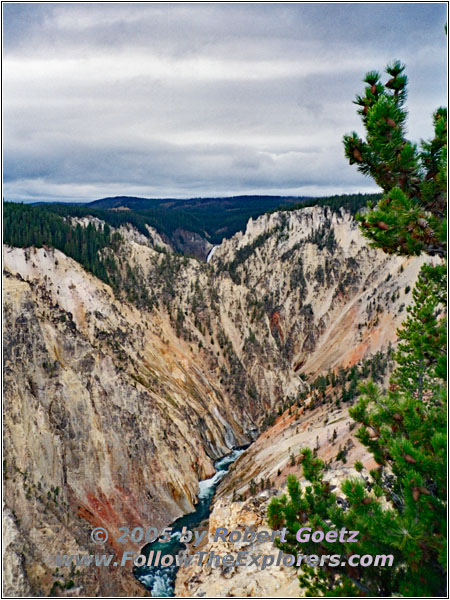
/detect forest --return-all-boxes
[5,192,379,253]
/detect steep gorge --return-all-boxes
[3,206,426,596]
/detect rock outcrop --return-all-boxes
[3,206,426,596]
[175,495,301,598]
[3,248,246,596]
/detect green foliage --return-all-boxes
[343,62,447,257]
[37,194,309,246]
[3,202,157,311]
[276,280,447,578]
[39,201,153,238]
[268,289,447,595]
[269,61,447,596]
[90,194,379,245]
[354,460,364,473]
[3,202,120,285]
[391,263,447,399]
[5,193,380,265]
[278,193,382,216]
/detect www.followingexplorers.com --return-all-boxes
[55,526,394,569]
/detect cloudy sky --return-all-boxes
[3,2,447,202]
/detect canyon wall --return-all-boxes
[3,248,246,596]
[3,206,426,595]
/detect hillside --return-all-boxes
[2,204,426,596]
[6,193,380,260]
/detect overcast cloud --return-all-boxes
[2,2,447,202]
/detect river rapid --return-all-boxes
[134,447,246,597]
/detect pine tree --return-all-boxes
[343,61,446,258]
[391,263,446,400]
[268,60,447,597]
[268,272,446,594]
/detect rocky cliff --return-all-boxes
[3,206,426,596]
[3,248,246,596]
[175,379,380,597]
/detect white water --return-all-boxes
[136,447,246,596]
[206,245,218,263]
[198,448,245,500]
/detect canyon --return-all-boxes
[3,205,426,596]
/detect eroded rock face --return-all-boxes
[3,206,425,595]
[3,249,246,596]
[175,394,380,597]
[175,496,301,598]
[171,228,213,260]
[210,207,427,379]
[3,508,33,597]
[120,206,426,424]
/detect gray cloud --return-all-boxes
[3,3,447,202]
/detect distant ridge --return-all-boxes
[87,194,307,210]
[6,192,380,260]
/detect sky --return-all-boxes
[2,2,447,203]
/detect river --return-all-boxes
[206,245,218,263]
[134,447,247,597]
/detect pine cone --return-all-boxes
[412,487,420,501]
[376,221,389,230]
[353,148,363,162]
[403,454,417,464]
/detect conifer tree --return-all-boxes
[268,268,446,595]
[343,61,446,258]
[268,61,447,597]
[391,262,447,399]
